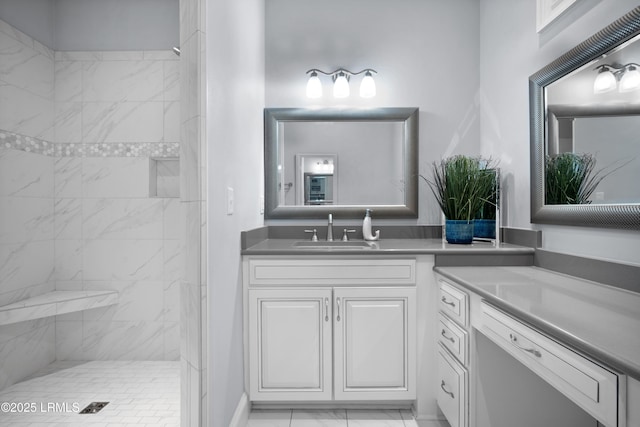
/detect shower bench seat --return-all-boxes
[0,290,118,326]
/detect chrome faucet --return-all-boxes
[326,214,334,241]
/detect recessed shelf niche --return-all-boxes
[150,157,179,198]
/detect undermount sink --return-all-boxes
[292,240,373,249]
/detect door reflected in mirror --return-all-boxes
[294,154,337,205]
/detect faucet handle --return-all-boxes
[342,229,356,242]
[304,229,319,242]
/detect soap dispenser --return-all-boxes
[362,209,380,241]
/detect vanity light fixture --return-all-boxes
[593,63,640,93]
[305,68,377,99]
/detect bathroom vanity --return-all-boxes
[241,234,639,427]
[433,266,640,427]
[241,235,530,412]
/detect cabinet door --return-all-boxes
[249,288,332,401]
[333,287,416,400]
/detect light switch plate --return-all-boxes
[227,187,234,215]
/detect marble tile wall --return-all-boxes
[0,148,56,391]
[52,51,181,362]
[179,0,208,425]
[0,20,57,392]
[0,19,55,141]
[53,157,181,362]
[0,18,182,391]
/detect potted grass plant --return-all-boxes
[545,153,621,205]
[474,166,498,239]
[423,155,495,244]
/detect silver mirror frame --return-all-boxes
[264,107,419,219]
[530,6,640,229]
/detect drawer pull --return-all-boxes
[510,333,542,358]
[324,297,329,322]
[336,298,341,322]
[440,380,455,399]
[441,296,456,307]
[441,329,455,343]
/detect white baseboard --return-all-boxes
[229,392,250,427]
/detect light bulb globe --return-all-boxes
[306,73,322,98]
[593,69,617,94]
[359,72,376,98]
[333,74,350,98]
[619,66,640,93]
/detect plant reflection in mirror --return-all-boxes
[545,153,630,204]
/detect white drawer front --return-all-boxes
[438,279,468,327]
[437,344,467,427]
[249,258,416,286]
[438,313,468,366]
[480,302,623,427]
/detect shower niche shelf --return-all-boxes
[150,157,179,198]
[0,290,118,326]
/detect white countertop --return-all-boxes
[434,266,640,380]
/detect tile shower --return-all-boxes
[0,15,181,419]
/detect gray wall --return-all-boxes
[265,0,481,225]
[0,0,55,47]
[0,0,178,50]
[206,0,265,426]
[573,116,640,204]
[479,0,640,264]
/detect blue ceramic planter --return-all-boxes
[473,219,496,239]
[445,219,474,244]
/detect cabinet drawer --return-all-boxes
[480,302,623,427]
[438,279,468,327]
[437,343,467,427]
[248,258,416,286]
[438,313,468,365]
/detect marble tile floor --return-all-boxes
[247,409,451,427]
[0,360,179,426]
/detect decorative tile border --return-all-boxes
[56,142,180,158]
[0,130,179,158]
[0,131,56,156]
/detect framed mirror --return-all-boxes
[264,107,419,219]
[530,6,640,229]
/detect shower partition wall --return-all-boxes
[0,18,181,390]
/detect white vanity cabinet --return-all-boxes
[436,276,471,427]
[434,268,633,427]
[245,257,417,403]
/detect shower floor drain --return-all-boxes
[79,402,109,414]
